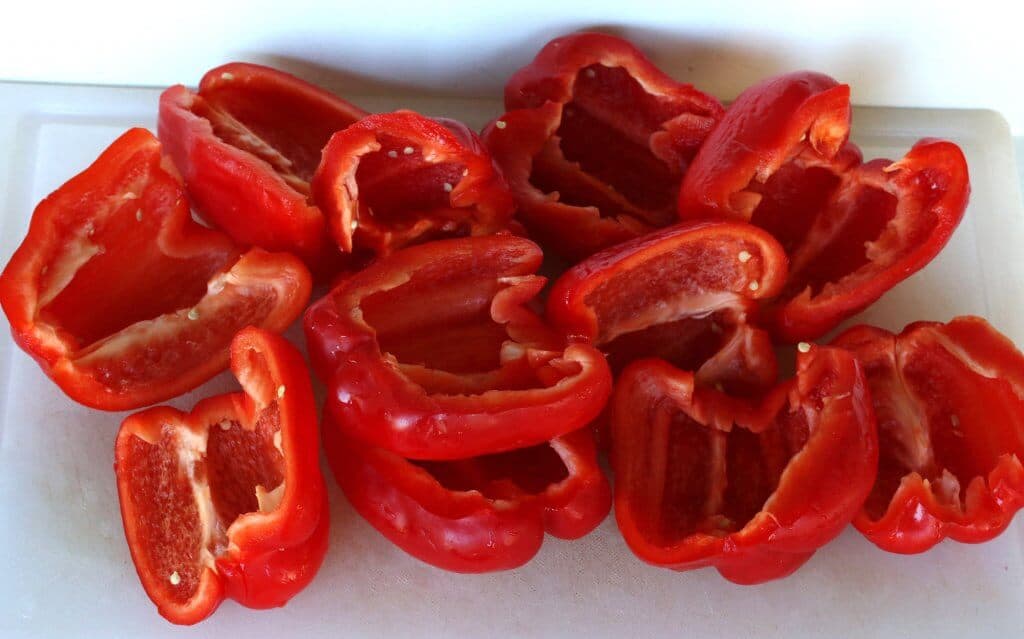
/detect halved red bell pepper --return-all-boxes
[324,417,610,572]
[547,220,787,394]
[312,111,515,258]
[304,234,613,460]
[483,32,724,260]
[115,327,328,625]
[0,128,311,411]
[159,62,368,271]
[832,316,1024,554]
[677,72,969,342]
[773,139,970,341]
[612,344,877,584]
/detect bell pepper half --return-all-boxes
[774,139,970,341]
[159,62,368,272]
[304,234,613,460]
[678,72,969,342]
[0,128,311,411]
[115,327,328,625]
[483,32,724,260]
[832,316,1024,553]
[547,220,787,395]
[611,344,877,584]
[324,417,610,572]
[312,111,515,258]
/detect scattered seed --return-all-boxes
[585,68,597,78]
[387,150,398,158]
[277,385,286,399]
[187,308,199,321]
[221,72,234,81]
[443,182,453,193]
[402,146,414,155]
[738,250,752,263]
[462,169,469,177]
[169,571,181,585]
[495,120,507,130]
[797,342,812,353]
[135,209,143,222]
[351,218,359,231]
[219,420,232,431]
[748,280,760,292]
[122,192,138,200]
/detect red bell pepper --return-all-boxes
[547,220,787,394]
[312,111,515,258]
[304,234,613,460]
[0,128,311,411]
[678,72,969,342]
[832,316,1024,553]
[323,418,610,572]
[483,32,724,260]
[773,139,970,341]
[159,62,368,271]
[611,344,877,584]
[115,327,328,625]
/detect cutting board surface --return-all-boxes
[1,82,1023,638]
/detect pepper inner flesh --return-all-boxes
[579,236,765,370]
[784,174,900,299]
[748,163,841,254]
[359,255,568,393]
[863,334,1024,519]
[192,98,313,195]
[414,441,570,498]
[37,167,234,350]
[122,401,285,605]
[633,400,805,544]
[528,64,683,225]
[354,134,468,232]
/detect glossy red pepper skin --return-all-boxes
[159,62,368,272]
[547,220,787,394]
[678,72,969,342]
[832,316,1024,554]
[312,111,514,258]
[678,71,855,239]
[0,129,311,410]
[115,328,328,625]
[612,345,877,584]
[484,32,724,260]
[304,234,613,460]
[773,139,970,342]
[324,417,610,572]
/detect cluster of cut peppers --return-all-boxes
[1,32,1021,624]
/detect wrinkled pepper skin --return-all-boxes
[484,32,724,260]
[115,328,328,625]
[324,418,610,572]
[678,72,969,342]
[547,220,787,394]
[832,316,1024,554]
[612,345,877,584]
[0,128,311,410]
[305,234,613,460]
[159,62,368,272]
[312,111,514,257]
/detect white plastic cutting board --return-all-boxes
[1,81,1023,638]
